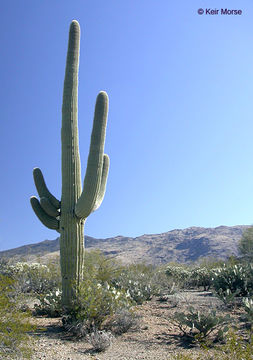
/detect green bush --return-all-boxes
[171,307,230,343]
[165,263,216,291]
[172,329,253,359]
[212,264,253,298]
[82,251,167,305]
[219,329,253,360]
[34,289,62,317]
[60,250,133,335]
[82,249,122,285]
[215,288,240,308]
[0,275,36,359]
[165,264,191,288]
[189,267,214,291]
[111,262,168,304]
[1,261,61,295]
[68,278,131,331]
[172,329,253,360]
[64,252,168,336]
[238,226,253,262]
[164,259,253,294]
[241,297,253,337]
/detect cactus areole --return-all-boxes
[30,20,109,310]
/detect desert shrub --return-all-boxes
[165,264,191,288]
[62,250,132,334]
[34,288,62,317]
[196,256,225,269]
[86,328,114,352]
[82,249,122,285]
[164,263,215,290]
[151,265,175,295]
[225,255,242,267]
[172,329,253,360]
[171,307,230,343]
[165,259,251,293]
[187,267,213,291]
[212,264,253,298]
[245,264,253,294]
[241,297,253,336]
[1,261,61,295]
[68,278,131,331]
[104,308,141,335]
[63,316,91,338]
[0,274,36,359]
[219,329,253,360]
[82,251,168,306]
[238,226,253,262]
[215,288,241,308]
[0,257,10,273]
[112,262,167,304]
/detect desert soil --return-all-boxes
[29,290,243,360]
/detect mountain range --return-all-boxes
[0,225,250,265]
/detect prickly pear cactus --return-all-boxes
[30,20,109,310]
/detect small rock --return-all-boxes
[142,326,148,330]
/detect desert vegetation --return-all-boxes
[1,238,253,359]
[13,19,250,358]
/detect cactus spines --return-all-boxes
[30,20,109,310]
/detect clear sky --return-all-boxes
[1,1,253,251]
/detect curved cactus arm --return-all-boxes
[33,168,61,209]
[40,197,60,217]
[75,91,109,219]
[30,196,60,231]
[92,154,110,212]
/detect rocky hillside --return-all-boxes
[0,225,250,265]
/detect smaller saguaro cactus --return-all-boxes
[30,20,110,310]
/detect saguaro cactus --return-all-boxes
[30,20,109,310]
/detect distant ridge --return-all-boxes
[0,225,250,265]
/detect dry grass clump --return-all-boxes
[86,329,114,352]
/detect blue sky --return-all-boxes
[1,1,253,251]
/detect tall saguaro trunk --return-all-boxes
[60,21,84,309]
[30,20,110,311]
